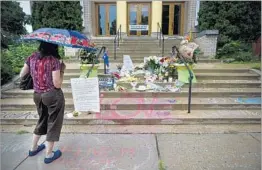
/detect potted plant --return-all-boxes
[79,49,100,78]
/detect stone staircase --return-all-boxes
[1,64,261,132]
[1,39,261,133]
[66,38,219,63]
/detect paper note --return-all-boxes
[71,78,100,112]
[123,55,134,72]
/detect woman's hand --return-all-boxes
[60,62,66,73]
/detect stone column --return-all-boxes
[117,1,127,37]
[151,1,162,37]
[82,0,92,37]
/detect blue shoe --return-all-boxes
[44,150,62,164]
[29,144,46,156]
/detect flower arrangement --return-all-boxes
[135,63,145,70]
[144,56,160,73]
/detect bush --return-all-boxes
[1,42,65,85]
[6,42,39,73]
[216,41,255,62]
[1,50,14,85]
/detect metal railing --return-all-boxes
[172,45,193,113]
[157,22,164,57]
[114,25,121,60]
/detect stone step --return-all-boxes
[110,82,261,89]
[65,68,252,74]
[2,88,261,99]
[65,58,221,64]
[107,50,163,53]
[94,39,181,43]
[111,59,220,63]
[61,73,259,81]
[1,97,261,111]
[1,110,260,125]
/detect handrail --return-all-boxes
[172,45,193,113]
[157,22,164,57]
[86,46,106,78]
[114,25,121,60]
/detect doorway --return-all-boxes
[127,3,151,36]
[162,3,184,36]
[96,3,116,36]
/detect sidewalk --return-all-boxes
[1,133,260,170]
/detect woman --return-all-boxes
[20,41,66,164]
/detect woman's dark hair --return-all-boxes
[38,41,60,59]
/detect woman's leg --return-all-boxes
[42,89,65,156]
[32,92,48,151]
[31,134,41,151]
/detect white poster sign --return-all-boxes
[129,25,149,31]
[71,78,100,112]
[120,55,134,76]
[123,55,134,71]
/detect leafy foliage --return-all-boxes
[1,42,65,85]
[1,50,15,85]
[1,1,26,34]
[198,1,261,47]
[31,1,84,31]
[1,1,26,47]
[216,41,256,62]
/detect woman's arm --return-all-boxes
[52,62,66,89]
[19,63,29,78]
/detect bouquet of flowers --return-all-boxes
[159,57,170,68]
[144,56,160,73]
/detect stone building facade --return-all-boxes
[81,0,199,38]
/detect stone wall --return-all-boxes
[194,30,219,57]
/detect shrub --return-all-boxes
[1,42,65,85]
[216,41,255,62]
[1,50,14,85]
[5,42,39,74]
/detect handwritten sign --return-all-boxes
[71,78,100,112]
[129,25,149,31]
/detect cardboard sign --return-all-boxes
[129,25,149,31]
[71,78,100,112]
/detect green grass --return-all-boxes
[223,61,261,69]
[251,63,261,70]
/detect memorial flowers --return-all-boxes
[144,56,160,73]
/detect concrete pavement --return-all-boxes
[1,133,261,170]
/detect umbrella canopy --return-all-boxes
[21,28,96,51]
